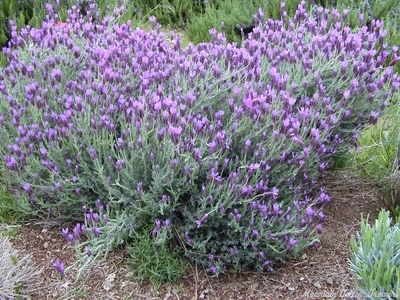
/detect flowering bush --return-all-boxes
[0,2,399,276]
[350,210,400,299]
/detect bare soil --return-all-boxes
[6,170,383,300]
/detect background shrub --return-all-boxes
[186,0,302,44]
[0,0,75,46]
[0,2,399,277]
[349,94,400,218]
[116,0,205,28]
[350,210,400,299]
[2,0,399,72]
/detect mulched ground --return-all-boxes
[6,169,383,300]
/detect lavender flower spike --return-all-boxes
[52,258,65,279]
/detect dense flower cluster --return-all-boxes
[0,2,399,274]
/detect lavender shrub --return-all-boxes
[0,2,399,275]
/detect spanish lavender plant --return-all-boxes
[0,2,399,276]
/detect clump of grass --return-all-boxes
[0,189,31,224]
[126,227,189,288]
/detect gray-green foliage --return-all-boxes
[350,210,400,299]
[0,235,43,299]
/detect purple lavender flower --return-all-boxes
[317,223,323,233]
[61,227,69,240]
[369,111,379,124]
[210,266,217,274]
[163,219,170,230]
[157,127,165,140]
[102,214,108,224]
[241,185,253,197]
[52,258,65,279]
[168,125,182,140]
[66,233,74,244]
[116,138,125,150]
[311,128,320,143]
[195,214,208,228]
[251,229,260,239]
[161,195,170,203]
[152,227,159,238]
[115,159,126,171]
[22,183,32,195]
[5,156,17,170]
[85,246,92,256]
[39,147,48,158]
[289,238,298,247]
[272,202,282,215]
[317,192,330,204]
[306,207,315,218]
[149,15,157,29]
[92,213,99,223]
[248,163,260,170]
[55,182,63,191]
[88,148,98,160]
[73,223,81,238]
[184,231,193,245]
[91,227,101,237]
[80,224,86,235]
[233,210,242,223]
[136,182,143,195]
